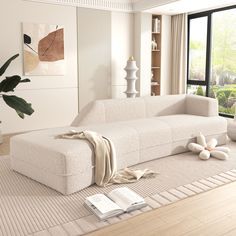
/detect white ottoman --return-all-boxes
[10,125,140,195]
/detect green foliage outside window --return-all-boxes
[196,86,204,96]
[189,8,236,116]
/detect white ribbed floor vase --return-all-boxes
[1,142,236,236]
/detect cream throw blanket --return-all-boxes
[57,130,157,187]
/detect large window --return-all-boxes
[187,5,236,117]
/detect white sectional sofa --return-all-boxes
[10,95,227,195]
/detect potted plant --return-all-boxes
[0,54,34,142]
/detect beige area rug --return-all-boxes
[1,142,236,236]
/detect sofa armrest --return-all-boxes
[186,95,218,117]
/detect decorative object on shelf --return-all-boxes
[124,56,138,98]
[228,112,236,141]
[23,23,65,75]
[188,132,230,160]
[151,70,154,80]
[151,38,157,50]
[0,54,34,119]
[152,17,160,33]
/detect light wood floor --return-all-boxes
[2,135,236,236]
[86,143,236,236]
[87,181,236,236]
[0,134,14,156]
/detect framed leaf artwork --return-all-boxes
[22,23,65,75]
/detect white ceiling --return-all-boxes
[145,0,236,15]
[24,0,235,13]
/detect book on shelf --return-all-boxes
[152,18,160,33]
[84,187,147,220]
[151,81,159,86]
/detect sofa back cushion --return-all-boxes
[186,95,218,117]
[144,95,186,117]
[71,98,146,126]
[71,100,106,126]
[71,94,187,126]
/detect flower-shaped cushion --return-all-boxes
[188,133,230,160]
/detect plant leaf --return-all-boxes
[24,34,31,44]
[2,95,34,119]
[0,76,31,92]
[0,54,19,76]
[16,110,25,119]
[0,75,21,92]
[5,107,25,119]
[20,78,30,83]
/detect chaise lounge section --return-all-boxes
[10,95,227,195]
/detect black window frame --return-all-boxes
[187,4,236,118]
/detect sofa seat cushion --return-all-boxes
[10,123,140,177]
[155,114,227,142]
[80,122,141,168]
[116,118,172,149]
[113,118,173,163]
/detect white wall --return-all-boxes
[78,8,112,110]
[111,12,134,99]
[78,9,134,105]
[0,1,171,134]
[0,0,78,134]
[134,12,152,97]
[161,15,172,95]
[0,2,135,133]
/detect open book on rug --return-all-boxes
[84,187,147,220]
